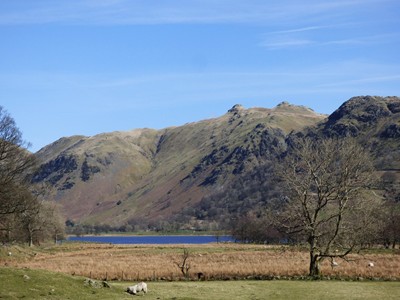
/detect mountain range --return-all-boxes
[32,96,400,227]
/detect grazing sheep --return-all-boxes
[126,282,148,295]
[331,260,339,269]
[367,262,374,267]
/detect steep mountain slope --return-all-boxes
[33,129,160,222]
[33,102,325,225]
[189,96,400,227]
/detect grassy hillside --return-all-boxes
[32,96,400,228]
[33,102,325,226]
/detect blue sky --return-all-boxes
[1,0,399,152]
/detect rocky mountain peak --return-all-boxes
[323,96,400,137]
[273,101,318,116]
[276,101,291,107]
[228,104,245,114]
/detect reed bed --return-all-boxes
[3,243,400,281]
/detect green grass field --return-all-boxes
[1,267,400,300]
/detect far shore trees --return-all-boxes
[276,137,382,276]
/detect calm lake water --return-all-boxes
[67,235,235,244]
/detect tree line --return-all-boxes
[0,106,64,246]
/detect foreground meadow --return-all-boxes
[2,242,400,281]
[1,267,400,300]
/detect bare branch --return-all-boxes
[275,137,379,276]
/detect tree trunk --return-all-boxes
[309,236,320,276]
[27,225,34,247]
[309,253,320,276]
[6,229,11,243]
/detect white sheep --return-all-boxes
[331,260,339,268]
[367,262,374,267]
[126,282,148,295]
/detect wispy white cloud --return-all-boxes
[260,39,314,49]
[265,26,327,35]
[323,33,399,45]
[0,0,394,26]
[260,36,350,50]
[0,1,265,25]
[2,60,398,100]
[316,75,400,88]
[260,28,399,50]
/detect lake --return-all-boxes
[67,235,235,244]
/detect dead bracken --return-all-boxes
[4,243,400,282]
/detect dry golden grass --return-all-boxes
[2,243,400,281]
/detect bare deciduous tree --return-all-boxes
[277,137,381,276]
[174,248,191,278]
[20,198,65,247]
[0,106,65,246]
[381,200,400,249]
[0,106,36,216]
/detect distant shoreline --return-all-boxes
[66,231,227,238]
[65,234,235,245]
